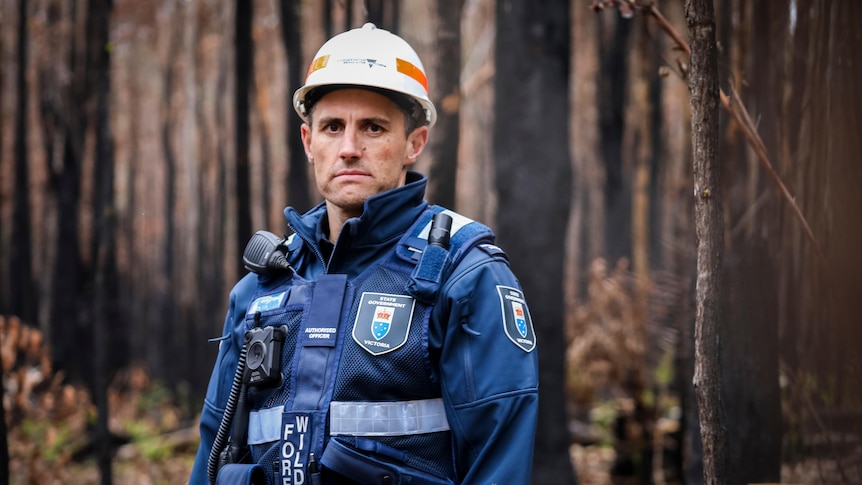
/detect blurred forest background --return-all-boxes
[1,0,861,483]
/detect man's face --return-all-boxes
[301,88,428,219]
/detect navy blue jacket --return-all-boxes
[189,172,538,484]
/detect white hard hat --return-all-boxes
[293,23,437,127]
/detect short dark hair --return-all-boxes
[304,85,426,137]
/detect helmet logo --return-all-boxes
[337,57,388,70]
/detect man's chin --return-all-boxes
[325,195,369,214]
[325,184,380,205]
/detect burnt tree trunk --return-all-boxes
[0,12,19,483]
[597,13,631,263]
[494,0,576,483]
[11,0,35,325]
[425,0,462,207]
[685,0,728,483]
[235,0,254,273]
[157,7,182,383]
[279,0,312,212]
[50,0,88,383]
[365,0,398,32]
[718,2,784,483]
[87,0,117,482]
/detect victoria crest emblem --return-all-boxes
[372,306,394,340]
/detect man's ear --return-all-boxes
[300,123,314,163]
[405,126,429,166]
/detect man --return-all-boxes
[189,23,538,485]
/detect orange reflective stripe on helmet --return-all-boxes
[396,58,428,94]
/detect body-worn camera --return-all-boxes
[243,324,287,387]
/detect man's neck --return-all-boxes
[324,203,361,244]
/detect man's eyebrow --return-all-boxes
[314,115,342,128]
[313,115,392,128]
[360,116,392,127]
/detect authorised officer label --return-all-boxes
[353,292,415,355]
[497,286,536,352]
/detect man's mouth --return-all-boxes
[336,169,369,178]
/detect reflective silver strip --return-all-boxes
[329,399,450,437]
[247,405,284,445]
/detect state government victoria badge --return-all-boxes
[353,292,416,355]
[497,286,536,352]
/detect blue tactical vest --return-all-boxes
[215,206,496,485]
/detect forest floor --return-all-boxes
[2,317,855,484]
[14,443,616,484]
[12,441,848,484]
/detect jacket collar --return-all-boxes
[285,171,429,250]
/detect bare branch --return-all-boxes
[590,0,834,297]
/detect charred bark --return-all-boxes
[10,0,35,325]
[425,0,463,208]
[235,0,254,275]
[279,0,312,212]
[494,0,576,482]
[685,0,728,483]
[86,0,118,482]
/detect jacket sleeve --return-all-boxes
[431,245,539,484]
[189,274,257,485]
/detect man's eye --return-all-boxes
[367,124,384,134]
[324,123,341,133]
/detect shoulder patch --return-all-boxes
[478,243,508,260]
[497,286,536,352]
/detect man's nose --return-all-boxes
[339,128,362,160]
